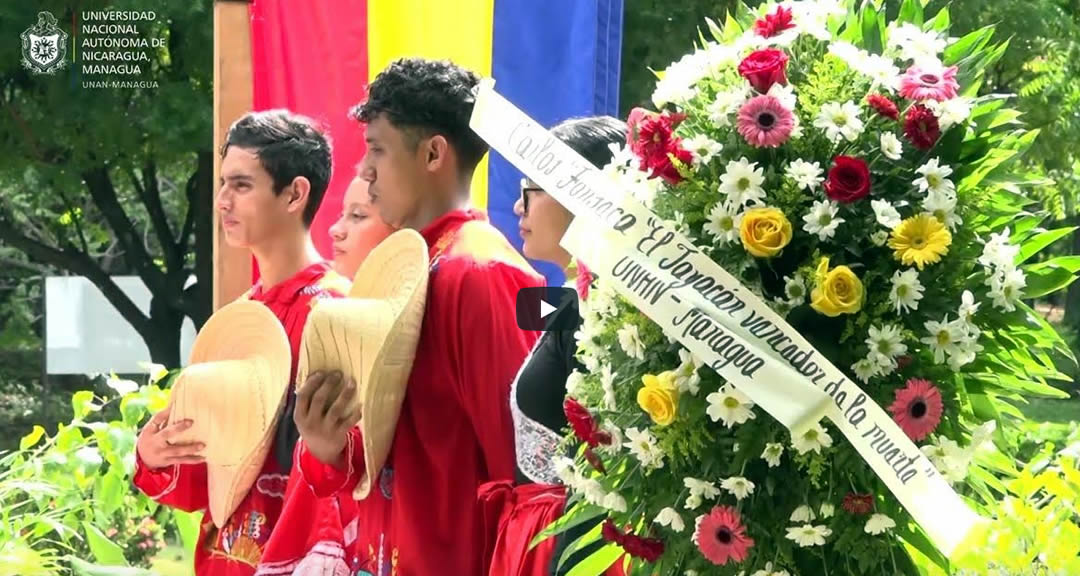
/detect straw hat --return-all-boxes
[167,299,291,528]
[297,228,429,500]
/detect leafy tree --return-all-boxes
[0,1,214,367]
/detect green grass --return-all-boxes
[149,542,192,576]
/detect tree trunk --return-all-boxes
[146,294,184,368]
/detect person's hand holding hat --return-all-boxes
[294,370,361,469]
[137,410,206,469]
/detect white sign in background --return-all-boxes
[45,276,195,375]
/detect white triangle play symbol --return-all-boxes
[539,299,557,319]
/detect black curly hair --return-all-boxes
[222,110,333,227]
[350,58,489,174]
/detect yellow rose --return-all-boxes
[739,207,793,258]
[811,257,864,317]
[637,371,680,426]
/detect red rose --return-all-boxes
[575,260,594,301]
[601,519,625,545]
[601,520,665,562]
[562,398,611,447]
[842,492,875,515]
[738,48,789,93]
[621,533,665,562]
[867,94,899,120]
[824,156,871,203]
[754,5,796,38]
[904,104,941,150]
[645,141,693,185]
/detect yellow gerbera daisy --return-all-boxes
[888,214,952,269]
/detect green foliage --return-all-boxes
[0,2,213,367]
[0,371,200,575]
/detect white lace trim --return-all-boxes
[511,335,563,485]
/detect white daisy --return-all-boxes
[603,492,628,513]
[762,442,784,467]
[871,199,902,229]
[599,364,618,411]
[721,476,755,501]
[914,158,956,196]
[926,97,972,130]
[888,22,947,64]
[880,132,903,160]
[947,335,983,372]
[706,386,757,428]
[598,420,624,457]
[957,290,981,325]
[565,371,585,397]
[865,513,896,535]
[655,507,686,533]
[987,266,1026,312]
[767,82,798,111]
[579,478,608,505]
[790,505,816,523]
[752,563,792,576]
[617,325,646,360]
[785,159,824,190]
[624,427,665,470]
[709,87,751,127]
[682,134,724,167]
[675,348,704,395]
[802,200,845,241]
[865,324,908,367]
[651,50,707,108]
[921,315,965,364]
[720,158,767,206]
[786,524,833,547]
[870,229,890,246]
[889,268,925,314]
[792,422,833,455]
[978,229,1021,270]
[784,274,807,305]
[703,202,744,245]
[820,503,836,519]
[852,356,884,383]
[814,101,865,143]
[683,477,721,510]
[923,189,963,230]
[553,456,577,486]
[922,437,972,484]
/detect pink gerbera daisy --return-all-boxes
[737,95,794,148]
[899,64,960,102]
[888,378,944,441]
[695,505,754,565]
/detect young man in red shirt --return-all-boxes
[134,110,349,575]
[291,58,544,576]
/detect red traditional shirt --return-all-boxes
[134,262,349,576]
[280,209,544,576]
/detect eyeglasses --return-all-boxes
[519,178,544,214]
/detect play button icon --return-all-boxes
[516,287,580,331]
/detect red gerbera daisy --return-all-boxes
[601,520,665,563]
[842,492,875,515]
[575,259,593,301]
[904,104,941,150]
[888,378,944,441]
[867,94,899,120]
[754,5,796,38]
[695,505,754,566]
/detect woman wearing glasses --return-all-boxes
[481,115,627,576]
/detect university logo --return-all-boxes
[21,11,68,75]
